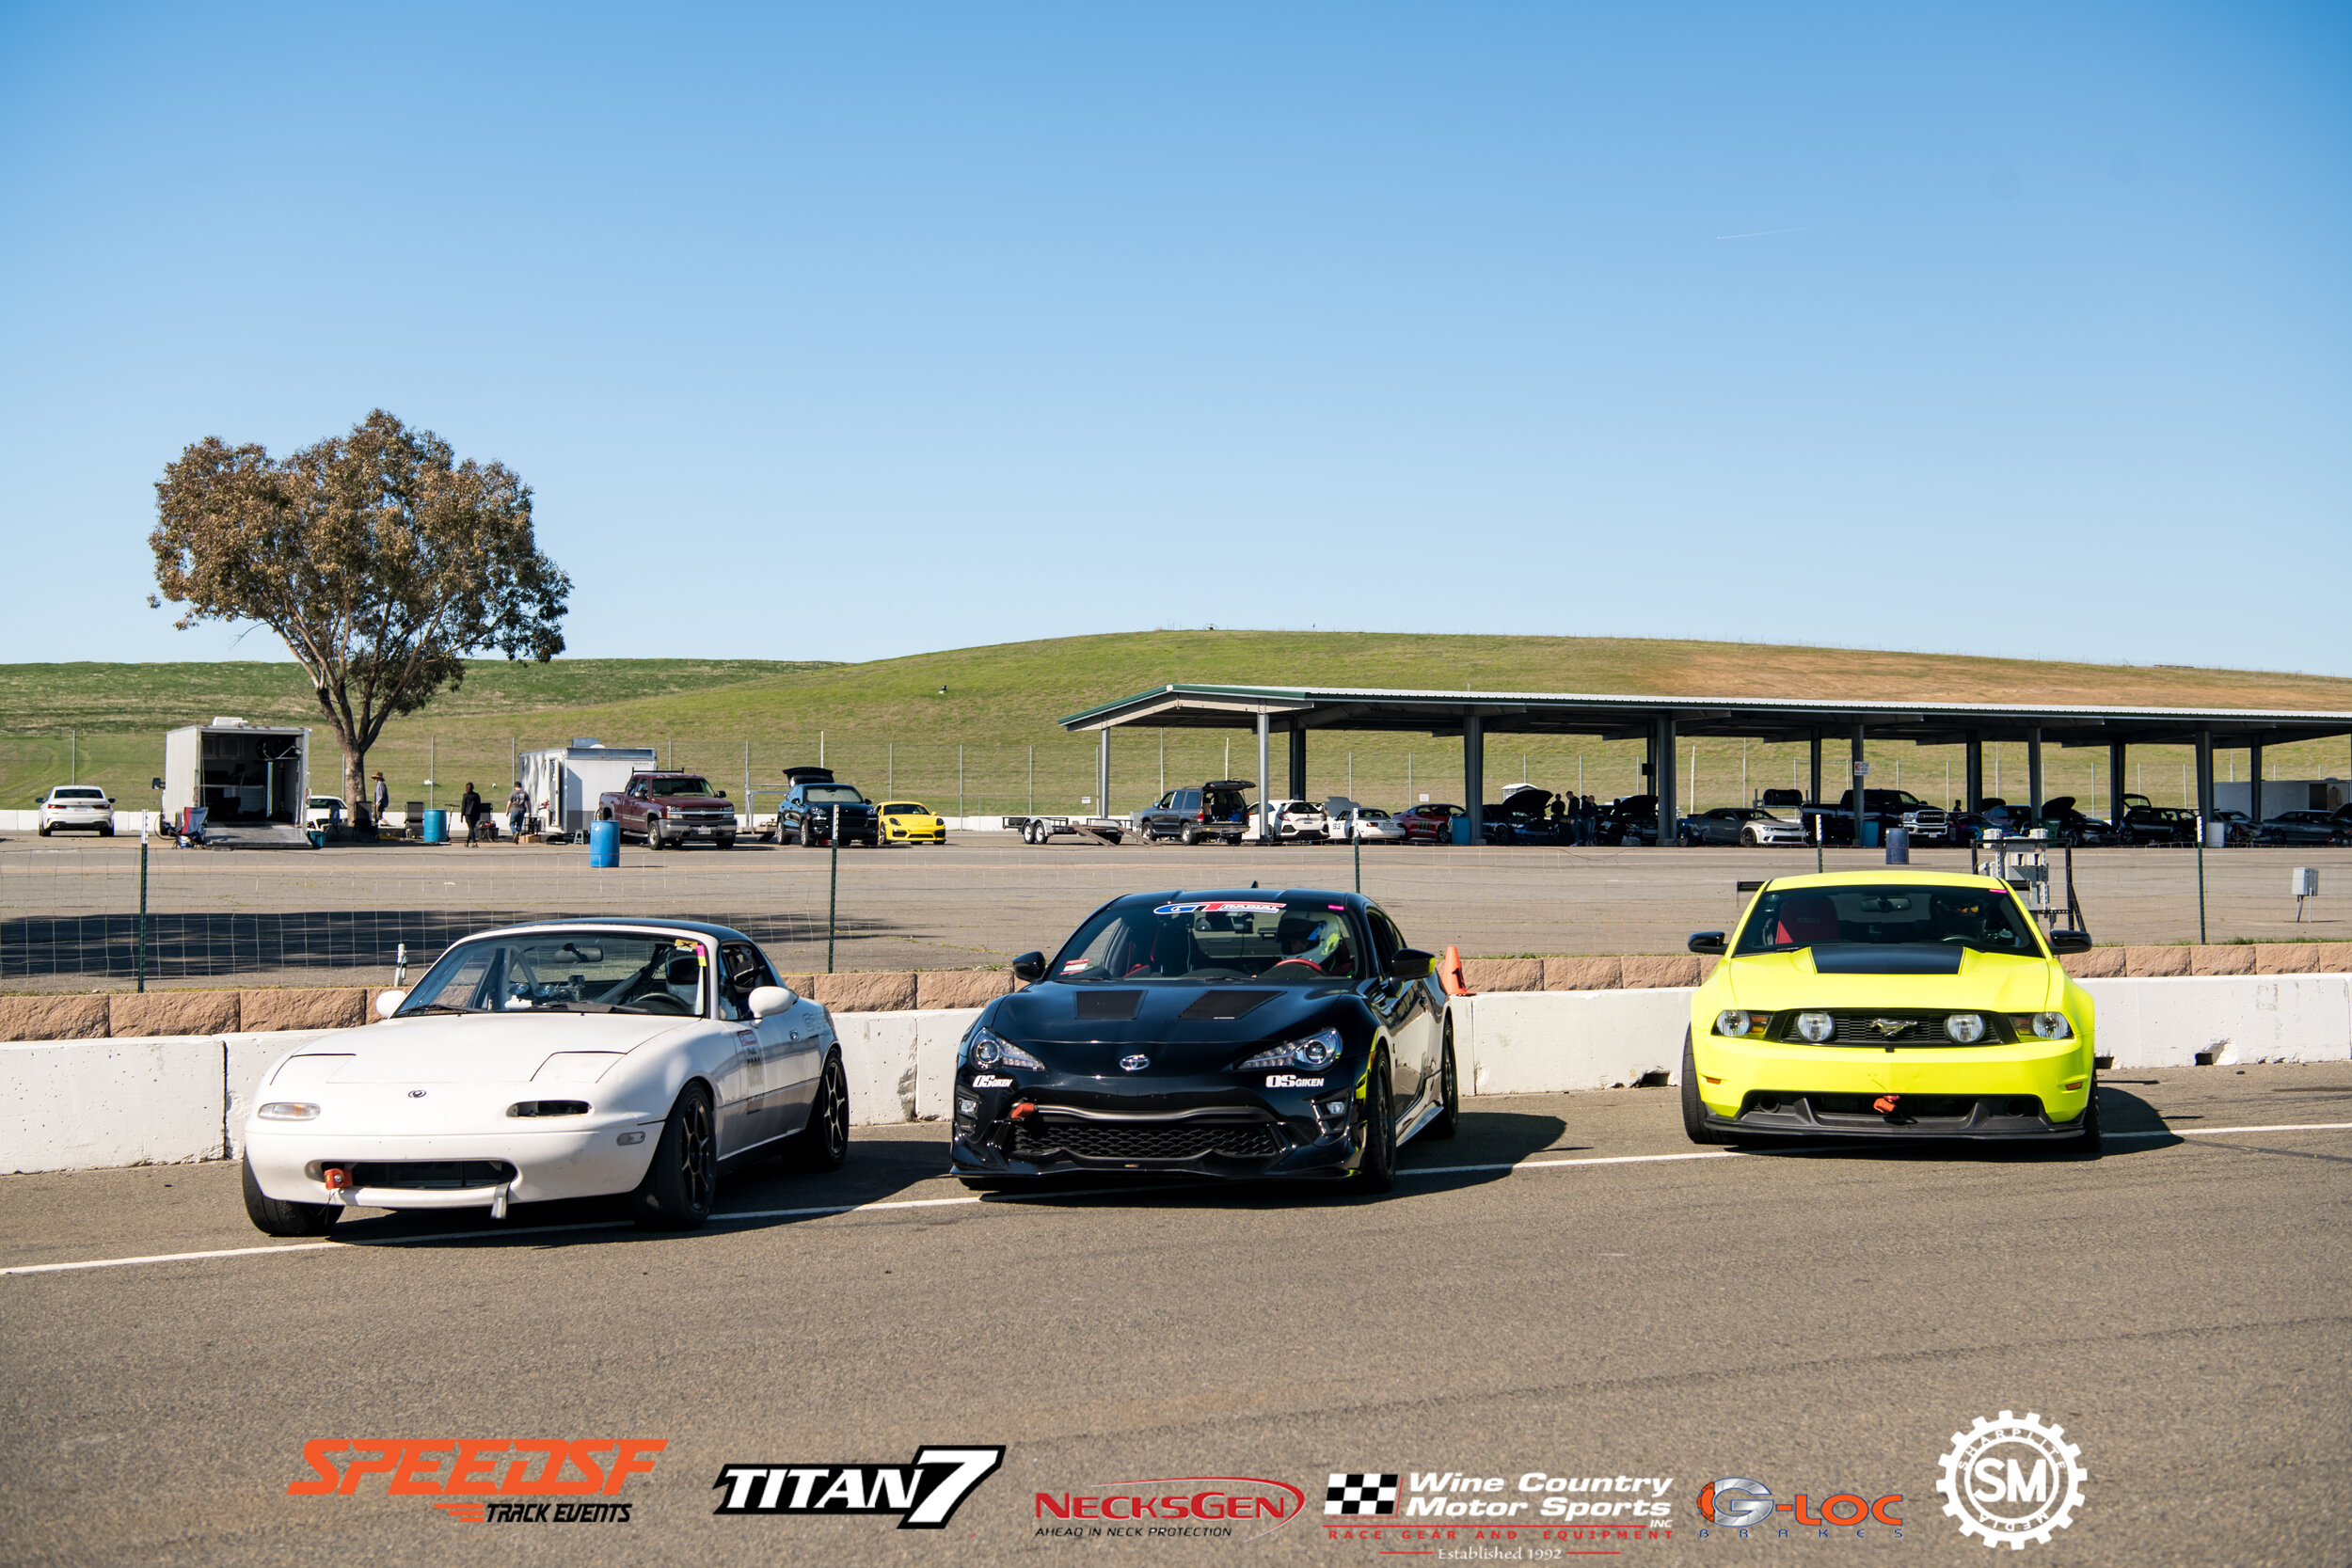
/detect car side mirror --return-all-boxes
[716,789,727,799]
[2046,929,2093,955]
[1388,948,1437,980]
[748,985,796,1017]
[1011,951,1046,983]
[373,990,406,1020]
[1687,931,1726,955]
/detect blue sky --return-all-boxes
[3,3,2346,673]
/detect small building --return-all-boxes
[519,739,659,840]
[162,719,311,827]
[2214,779,2347,819]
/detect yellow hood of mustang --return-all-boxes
[1715,947,2059,1012]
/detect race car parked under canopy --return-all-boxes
[948,890,1457,1192]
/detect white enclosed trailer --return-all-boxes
[162,719,310,827]
[519,739,660,840]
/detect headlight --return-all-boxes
[257,1102,320,1120]
[2028,1012,2073,1039]
[962,1024,1044,1070]
[1944,1013,1986,1044]
[1793,1011,1836,1044]
[1714,1010,1761,1037]
[1238,1027,1344,1071]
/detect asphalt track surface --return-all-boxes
[3,1065,2347,1567]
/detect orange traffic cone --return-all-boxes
[1439,945,1475,996]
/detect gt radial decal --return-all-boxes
[1152,902,1285,915]
[1035,1475,1308,1542]
[713,1446,1004,1529]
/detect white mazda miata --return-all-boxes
[241,920,847,1236]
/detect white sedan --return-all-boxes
[36,785,114,836]
[1327,805,1407,843]
[241,920,849,1236]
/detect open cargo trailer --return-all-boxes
[519,739,660,841]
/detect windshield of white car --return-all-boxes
[54,787,104,800]
[397,932,710,1015]
[803,785,865,802]
[644,777,715,798]
[1052,898,1363,982]
[1736,885,2040,957]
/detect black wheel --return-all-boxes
[2071,1074,2102,1152]
[1181,824,1200,846]
[1681,1028,1734,1145]
[628,1083,716,1229]
[240,1154,341,1237]
[1678,831,1694,847]
[716,835,735,850]
[99,823,115,837]
[1356,1053,1396,1193]
[1428,1021,1460,1139]
[803,824,820,848]
[784,1052,850,1171]
[37,822,51,836]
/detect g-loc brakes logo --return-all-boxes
[288,1439,664,1523]
[1695,1478,1901,1535]
[713,1446,1003,1529]
[1934,1411,2086,1549]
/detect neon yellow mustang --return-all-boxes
[877,801,947,846]
[1684,870,2097,1148]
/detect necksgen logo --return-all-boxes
[713,1447,1004,1529]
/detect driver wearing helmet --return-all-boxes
[1271,909,1345,974]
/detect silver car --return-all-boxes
[36,785,114,837]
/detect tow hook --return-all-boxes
[323,1165,354,1202]
[1008,1101,1038,1121]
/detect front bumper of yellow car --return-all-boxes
[1689,1031,2094,1139]
[883,821,946,843]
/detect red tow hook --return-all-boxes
[1872,1094,1901,1115]
[322,1165,354,1191]
[1009,1101,1038,1121]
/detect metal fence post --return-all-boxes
[135,832,149,992]
[2195,827,2208,944]
[1354,823,1361,895]
[827,824,840,974]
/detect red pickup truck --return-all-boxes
[596,772,740,850]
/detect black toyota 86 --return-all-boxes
[948,890,1458,1193]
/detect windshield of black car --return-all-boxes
[397,932,708,1014]
[1053,899,1363,982]
[803,785,865,802]
[645,777,714,798]
[1737,885,2041,957]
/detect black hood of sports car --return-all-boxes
[982,981,1363,1072]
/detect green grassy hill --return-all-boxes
[6,632,2349,821]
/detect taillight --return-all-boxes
[1196,810,1207,822]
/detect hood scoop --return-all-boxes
[1179,990,1279,1021]
[1809,943,1966,976]
[1074,990,1144,1022]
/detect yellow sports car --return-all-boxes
[1683,870,2097,1147]
[877,801,946,846]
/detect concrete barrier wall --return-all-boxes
[7,980,2349,1175]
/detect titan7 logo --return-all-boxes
[712,1446,1005,1529]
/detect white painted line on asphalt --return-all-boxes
[8,1122,2348,1279]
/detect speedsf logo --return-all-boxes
[713,1447,1003,1529]
[1398,1472,1675,1521]
[288,1439,663,1523]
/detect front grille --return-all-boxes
[1012,1119,1283,1162]
[1777,1010,2015,1046]
[346,1160,518,1190]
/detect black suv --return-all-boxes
[1135,780,1255,845]
[773,767,879,847]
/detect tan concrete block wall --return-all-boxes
[779,974,818,996]
[0,994,112,1042]
[2252,945,2320,974]
[240,988,367,1032]
[2123,945,2192,977]
[108,990,240,1037]
[2061,948,2127,979]
[2311,944,2352,972]
[914,970,1014,1009]
[1544,956,1622,991]
[2188,945,2256,976]
[1621,955,1702,989]
[812,971,917,1012]
[1461,958,1543,993]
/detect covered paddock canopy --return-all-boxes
[1059,684,2352,843]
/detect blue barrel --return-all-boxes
[1858,819,1881,847]
[1884,826,1910,863]
[588,819,620,867]
[1451,815,1474,846]
[421,809,448,844]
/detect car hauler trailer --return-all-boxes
[162,720,311,835]
[519,739,660,841]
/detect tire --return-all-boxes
[784,1052,850,1171]
[1681,1028,1734,1146]
[1428,1022,1460,1140]
[1356,1053,1397,1193]
[716,835,734,850]
[628,1083,716,1229]
[37,822,51,836]
[1181,825,1200,847]
[2071,1074,2102,1153]
[645,821,664,849]
[1740,827,1760,847]
[1677,831,1695,847]
[100,823,115,837]
[240,1153,342,1237]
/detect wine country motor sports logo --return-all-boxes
[288,1439,664,1523]
[1032,1475,1308,1542]
[712,1447,1004,1529]
[1693,1477,1903,1538]
[1324,1469,1676,1551]
[1327,1474,1400,1516]
[1935,1412,2086,1549]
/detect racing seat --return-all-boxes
[1773,894,1841,946]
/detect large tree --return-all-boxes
[151,409,571,811]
